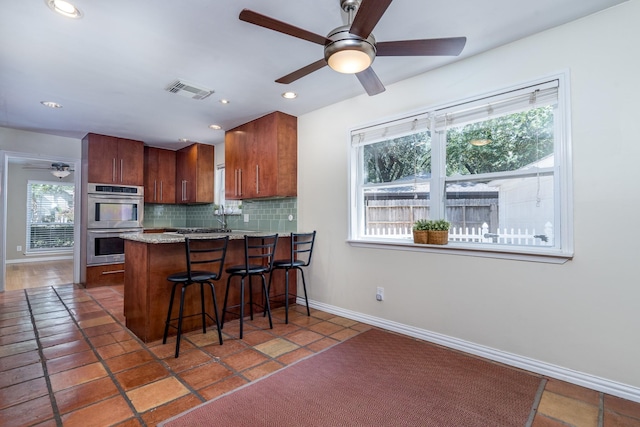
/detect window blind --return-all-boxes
[26,181,74,252]
[350,80,558,146]
[351,114,431,147]
[433,80,559,130]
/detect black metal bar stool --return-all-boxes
[221,234,278,339]
[163,236,229,358]
[266,231,316,324]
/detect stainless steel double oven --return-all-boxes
[86,183,143,265]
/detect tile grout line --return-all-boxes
[24,288,63,427]
[598,392,604,427]
[51,285,147,426]
[525,377,547,427]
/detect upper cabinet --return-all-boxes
[225,111,297,200]
[176,143,214,204]
[144,147,176,204]
[82,133,144,186]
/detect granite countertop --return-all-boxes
[122,230,289,244]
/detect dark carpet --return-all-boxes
[161,328,543,426]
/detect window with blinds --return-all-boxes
[26,181,75,252]
[349,74,573,260]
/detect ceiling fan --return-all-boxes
[239,0,466,96]
[23,162,75,179]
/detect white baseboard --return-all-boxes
[301,298,640,403]
[6,255,73,264]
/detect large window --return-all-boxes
[26,181,74,252]
[349,76,572,260]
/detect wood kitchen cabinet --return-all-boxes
[144,146,176,204]
[82,133,144,185]
[175,142,214,203]
[85,263,125,288]
[225,111,297,200]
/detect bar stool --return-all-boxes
[266,231,316,324]
[221,234,278,339]
[163,236,229,358]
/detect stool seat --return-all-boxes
[224,264,269,274]
[163,236,229,358]
[273,259,306,268]
[168,271,219,282]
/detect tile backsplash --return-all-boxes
[144,198,297,232]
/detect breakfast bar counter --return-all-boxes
[121,231,294,343]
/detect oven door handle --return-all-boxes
[88,229,141,234]
[88,194,142,200]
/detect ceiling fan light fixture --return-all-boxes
[45,0,83,19]
[325,26,376,74]
[327,48,373,74]
[51,169,71,179]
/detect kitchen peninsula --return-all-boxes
[121,231,293,343]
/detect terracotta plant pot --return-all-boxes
[428,230,449,245]
[413,230,429,244]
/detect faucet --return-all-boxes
[216,205,227,231]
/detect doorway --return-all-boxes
[0,151,81,292]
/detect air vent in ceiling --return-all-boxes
[164,79,214,100]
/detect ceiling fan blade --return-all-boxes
[276,59,327,84]
[356,67,386,96]
[376,37,467,56]
[239,9,331,46]
[349,0,393,39]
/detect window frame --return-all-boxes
[347,73,573,263]
[25,180,75,254]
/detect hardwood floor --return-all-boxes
[4,259,73,291]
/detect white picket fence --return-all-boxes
[366,222,554,246]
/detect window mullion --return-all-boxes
[430,117,445,220]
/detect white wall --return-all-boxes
[298,0,640,396]
[0,127,81,157]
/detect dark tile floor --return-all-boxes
[1,284,639,426]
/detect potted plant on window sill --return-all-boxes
[429,219,451,245]
[412,219,431,244]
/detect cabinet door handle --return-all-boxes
[120,159,124,182]
[239,169,243,196]
[160,181,163,201]
[112,158,116,182]
[256,164,259,194]
[153,181,157,201]
[102,269,125,275]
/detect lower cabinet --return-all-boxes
[85,264,125,288]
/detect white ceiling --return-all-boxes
[0,0,626,150]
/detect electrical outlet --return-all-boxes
[17,245,22,252]
[376,287,384,301]
[244,214,249,223]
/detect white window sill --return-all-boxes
[347,238,573,264]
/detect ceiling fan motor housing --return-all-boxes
[324,25,376,73]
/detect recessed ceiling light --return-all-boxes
[40,101,62,108]
[178,138,190,143]
[282,92,298,99]
[219,99,230,104]
[209,124,222,130]
[44,0,83,18]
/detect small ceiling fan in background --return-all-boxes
[22,162,75,179]
[239,0,467,96]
